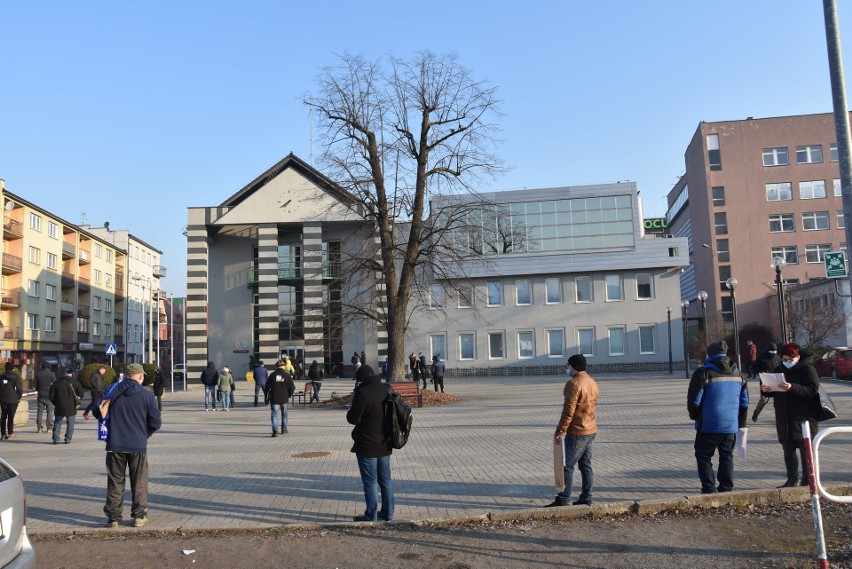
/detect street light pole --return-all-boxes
[697,290,708,334]
[169,293,175,394]
[726,277,741,373]
[681,299,690,379]
[772,257,788,344]
[666,306,673,374]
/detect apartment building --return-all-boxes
[667,114,850,339]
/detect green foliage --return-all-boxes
[142,363,156,386]
[80,363,116,389]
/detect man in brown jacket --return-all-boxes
[545,354,599,507]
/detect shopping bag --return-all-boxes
[553,438,565,491]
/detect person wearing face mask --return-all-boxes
[760,343,821,488]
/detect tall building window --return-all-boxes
[430,334,446,361]
[429,284,445,309]
[27,280,39,297]
[27,313,38,330]
[94,243,103,258]
[714,212,728,235]
[639,325,656,354]
[763,147,789,166]
[46,252,57,269]
[707,134,722,170]
[515,279,532,305]
[547,329,564,357]
[29,213,41,231]
[719,265,732,290]
[835,179,842,197]
[636,273,653,300]
[838,211,845,229]
[605,275,622,301]
[800,180,827,200]
[47,221,58,238]
[45,284,56,301]
[545,278,562,304]
[771,246,799,264]
[802,211,830,231]
[486,280,502,306]
[45,316,56,333]
[712,186,726,206]
[769,214,795,233]
[488,331,505,359]
[608,326,626,356]
[716,239,730,262]
[105,299,112,312]
[93,322,101,337]
[517,331,534,358]
[93,269,101,284]
[831,143,839,162]
[805,244,832,263]
[575,276,592,303]
[457,283,473,308]
[578,328,595,356]
[766,182,793,201]
[797,145,823,164]
[104,323,112,337]
[93,296,101,310]
[459,333,475,360]
[28,246,40,264]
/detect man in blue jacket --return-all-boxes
[687,341,749,494]
[253,360,268,407]
[94,363,161,528]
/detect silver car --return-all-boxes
[0,458,35,568]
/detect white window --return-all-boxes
[93,296,101,310]
[93,243,102,258]
[93,269,101,284]
[518,331,534,359]
[46,252,57,269]
[608,326,626,356]
[771,246,799,265]
[106,273,112,288]
[47,221,58,239]
[578,328,595,356]
[545,278,562,304]
[26,313,38,330]
[458,283,473,308]
[430,334,446,360]
[800,180,827,200]
[77,317,88,333]
[797,145,823,164]
[28,246,40,264]
[45,316,56,333]
[763,147,789,166]
[29,213,41,231]
[766,182,792,201]
[605,275,623,301]
[802,211,830,231]
[488,331,505,359]
[106,249,113,262]
[575,276,592,303]
[831,143,839,162]
[547,329,564,358]
[515,279,532,305]
[487,281,503,306]
[105,299,112,313]
[429,284,445,309]
[838,211,845,230]
[45,284,56,301]
[805,244,832,263]
[93,322,101,337]
[27,280,39,297]
[105,323,112,337]
[639,325,656,354]
[459,333,475,360]
[636,273,653,300]
[835,179,842,197]
[769,214,795,233]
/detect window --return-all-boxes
[838,211,845,230]
[800,180,827,200]
[430,334,446,361]
[457,283,473,308]
[487,281,502,306]
[93,243,102,258]
[106,273,112,288]
[515,279,532,305]
[93,322,101,337]
[766,182,793,201]
[93,296,101,310]
[763,147,789,166]
[711,186,725,206]
[576,276,592,303]
[46,252,57,269]
[105,323,112,337]
[719,265,731,291]
[831,143,839,162]
[636,273,653,300]
[518,331,534,358]
[608,326,626,356]
[547,329,564,357]
[93,269,101,284]
[545,278,562,304]
[716,239,730,262]
[105,299,112,312]
[45,316,55,333]
[805,244,832,263]
[26,313,38,330]
[797,145,823,164]
[488,331,505,359]
[47,221,58,238]
[707,134,721,170]
[771,246,799,264]
[605,275,622,301]
[769,214,795,233]
[835,179,842,197]
[429,284,445,309]
[106,249,113,262]
[29,213,41,231]
[45,284,56,301]
[578,328,595,356]
[714,212,728,235]
[459,333,475,360]
[802,211,830,231]
[27,280,39,297]
[639,326,656,354]
[28,246,40,264]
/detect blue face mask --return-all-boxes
[782,361,795,369]
[565,367,573,377]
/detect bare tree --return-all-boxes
[307,51,504,380]
[787,290,849,351]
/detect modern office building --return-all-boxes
[186,154,691,379]
[667,114,850,340]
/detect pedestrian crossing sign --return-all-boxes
[106,344,117,355]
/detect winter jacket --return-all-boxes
[0,371,22,405]
[217,371,233,393]
[34,368,57,399]
[200,362,219,386]
[756,352,782,375]
[90,370,105,393]
[49,376,82,417]
[346,374,392,458]
[432,359,446,377]
[308,362,322,382]
[153,370,165,397]
[766,352,821,442]
[253,365,269,387]
[264,367,295,405]
[555,371,600,437]
[687,355,749,434]
[94,379,161,453]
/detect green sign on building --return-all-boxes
[825,251,848,278]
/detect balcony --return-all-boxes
[77,304,90,318]
[77,277,90,292]
[1,253,22,275]
[114,335,124,345]
[153,264,167,278]
[62,242,76,259]
[2,327,19,340]
[60,302,75,316]
[278,261,302,280]
[77,332,89,343]
[60,331,75,342]
[61,272,75,289]
[79,249,91,264]
[1,289,20,307]
[323,261,343,281]
[115,272,125,296]
[2,218,23,239]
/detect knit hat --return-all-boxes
[706,341,729,356]
[767,342,778,353]
[779,343,800,358]
[126,363,144,376]
[4,362,13,371]
[567,354,587,372]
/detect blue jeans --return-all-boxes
[254,383,267,406]
[204,385,217,410]
[270,403,288,433]
[694,432,735,493]
[556,433,595,504]
[311,381,321,402]
[53,415,76,443]
[356,454,394,521]
[221,390,231,410]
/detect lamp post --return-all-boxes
[131,275,151,363]
[681,299,690,378]
[697,290,708,334]
[169,293,175,393]
[666,306,673,374]
[771,257,788,345]
[726,277,741,373]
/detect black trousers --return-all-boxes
[0,402,18,436]
[432,375,444,392]
[84,390,103,415]
[104,451,149,521]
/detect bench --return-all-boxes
[388,381,423,408]
[291,382,313,405]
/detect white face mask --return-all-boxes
[565,367,573,377]
[782,360,795,369]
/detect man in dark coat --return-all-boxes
[752,342,782,422]
[84,365,107,420]
[418,352,428,389]
[34,363,57,433]
[431,355,446,393]
[0,362,22,440]
[263,360,295,437]
[49,368,83,444]
[200,361,219,411]
[346,365,394,522]
[153,368,165,411]
[253,361,268,407]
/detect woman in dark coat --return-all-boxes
[760,343,821,487]
[0,363,22,439]
[153,368,165,411]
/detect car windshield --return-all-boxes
[841,350,852,359]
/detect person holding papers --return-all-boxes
[759,343,821,488]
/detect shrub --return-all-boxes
[80,363,117,389]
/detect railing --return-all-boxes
[2,218,23,237]
[323,261,343,279]
[61,273,75,289]
[77,277,90,291]
[2,327,19,339]
[0,289,20,306]
[1,253,22,273]
[77,304,90,318]
[278,261,302,279]
[60,302,75,315]
[153,264,167,278]
[61,242,76,258]
[77,332,89,342]
[79,249,90,263]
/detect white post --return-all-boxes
[169,293,174,393]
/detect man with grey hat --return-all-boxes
[687,341,749,494]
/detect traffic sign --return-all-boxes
[106,344,117,355]
[825,251,848,278]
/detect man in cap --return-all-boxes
[545,353,599,507]
[687,341,749,494]
[49,368,82,444]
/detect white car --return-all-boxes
[0,458,35,568]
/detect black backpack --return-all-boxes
[384,387,413,450]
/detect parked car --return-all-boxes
[0,458,36,568]
[173,363,186,378]
[814,347,852,379]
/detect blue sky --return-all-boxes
[1,2,848,296]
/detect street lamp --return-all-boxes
[666,306,673,374]
[681,299,690,378]
[726,277,741,373]
[697,290,708,334]
[131,275,154,363]
[771,256,788,345]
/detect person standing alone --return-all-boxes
[0,362,22,440]
[34,363,56,433]
[84,365,107,420]
[253,361,268,407]
[49,368,82,444]
[264,360,295,437]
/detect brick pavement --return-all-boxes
[4,373,851,533]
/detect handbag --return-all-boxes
[817,384,837,422]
